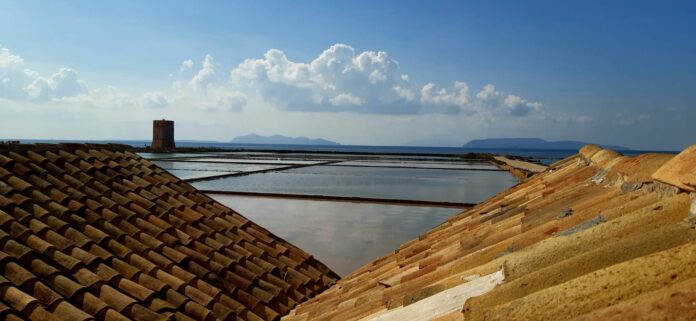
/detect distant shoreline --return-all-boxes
[3,139,678,158]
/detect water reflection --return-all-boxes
[138,152,222,159]
[153,160,288,173]
[332,161,499,170]
[185,158,323,165]
[166,169,233,180]
[209,194,462,276]
[195,166,518,203]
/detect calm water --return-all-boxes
[153,160,293,180]
[210,194,462,276]
[331,160,500,170]
[184,158,325,165]
[139,152,224,159]
[153,160,288,173]
[194,165,518,203]
[166,169,230,180]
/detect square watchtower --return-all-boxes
[151,119,175,150]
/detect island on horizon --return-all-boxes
[231,133,341,146]
[463,138,630,151]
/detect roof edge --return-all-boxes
[578,144,623,168]
[579,143,695,194]
[0,142,133,153]
[652,143,696,192]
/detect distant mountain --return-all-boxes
[462,138,630,150]
[231,134,340,145]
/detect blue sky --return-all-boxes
[1,1,694,150]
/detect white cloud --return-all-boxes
[25,68,88,99]
[179,59,194,72]
[190,54,215,92]
[179,59,193,72]
[330,93,364,106]
[0,46,89,101]
[0,44,551,121]
[393,84,416,101]
[217,92,247,112]
[231,44,413,113]
[0,47,32,98]
[0,47,87,100]
[0,47,23,69]
[503,95,543,116]
[476,84,499,100]
[475,84,543,116]
[420,81,470,112]
[229,44,546,117]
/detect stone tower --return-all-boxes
[151,119,175,150]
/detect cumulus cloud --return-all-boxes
[179,59,194,72]
[503,95,543,116]
[0,45,165,111]
[190,54,215,92]
[476,84,499,101]
[0,43,549,120]
[0,47,30,98]
[231,44,414,113]
[0,47,23,69]
[421,81,470,113]
[330,93,363,106]
[217,92,247,112]
[0,46,88,101]
[230,43,544,116]
[475,84,543,117]
[24,68,88,99]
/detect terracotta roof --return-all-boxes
[0,143,339,321]
[283,144,696,321]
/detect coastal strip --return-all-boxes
[201,190,475,208]
[493,156,548,180]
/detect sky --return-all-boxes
[0,1,694,150]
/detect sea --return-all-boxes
[13,139,677,165]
